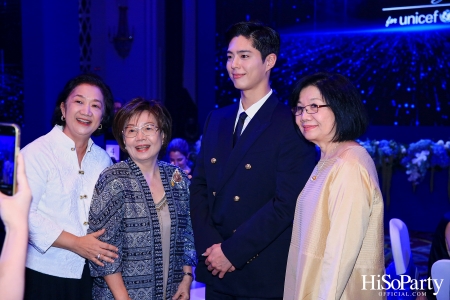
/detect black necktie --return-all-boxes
[233,112,247,147]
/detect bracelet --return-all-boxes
[183,272,194,280]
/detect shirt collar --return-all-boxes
[51,125,94,152]
[237,89,273,120]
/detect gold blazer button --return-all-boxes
[78,170,85,175]
[234,196,240,202]
[71,147,75,151]
[245,164,251,170]
[211,158,217,164]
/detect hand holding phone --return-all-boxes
[0,123,20,196]
[0,152,31,300]
[0,153,32,230]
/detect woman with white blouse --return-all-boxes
[21,74,119,299]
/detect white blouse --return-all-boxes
[21,126,112,279]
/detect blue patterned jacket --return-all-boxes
[88,159,196,300]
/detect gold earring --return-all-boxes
[98,124,103,130]
[61,116,65,121]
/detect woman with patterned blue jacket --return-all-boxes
[88,98,196,300]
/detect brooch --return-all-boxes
[171,169,183,186]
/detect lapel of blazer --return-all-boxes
[217,105,237,155]
[215,94,279,193]
[214,105,238,179]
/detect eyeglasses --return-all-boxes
[291,104,330,116]
[122,123,159,138]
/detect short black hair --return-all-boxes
[290,72,369,142]
[51,73,114,136]
[113,97,172,154]
[225,21,280,62]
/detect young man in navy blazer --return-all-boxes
[190,21,316,299]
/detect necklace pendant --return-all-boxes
[311,175,317,181]
[83,221,89,225]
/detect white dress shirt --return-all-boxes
[234,89,273,134]
[21,125,112,278]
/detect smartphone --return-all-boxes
[0,123,20,195]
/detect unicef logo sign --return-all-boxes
[439,9,450,23]
[383,1,450,28]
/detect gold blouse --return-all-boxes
[284,145,385,300]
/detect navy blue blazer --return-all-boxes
[190,94,316,298]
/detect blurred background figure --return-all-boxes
[194,135,202,155]
[167,137,193,178]
[186,135,202,175]
[2,152,13,185]
[113,97,126,114]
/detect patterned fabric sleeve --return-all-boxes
[182,174,197,266]
[88,166,126,277]
[171,167,197,267]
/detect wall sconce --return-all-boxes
[110,5,134,59]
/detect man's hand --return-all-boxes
[203,243,235,278]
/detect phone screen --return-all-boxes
[0,123,20,196]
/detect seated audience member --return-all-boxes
[426,212,450,300]
[284,72,385,300]
[21,74,118,299]
[167,137,193,178]
[88,98,196,300]
[0,154,32,300]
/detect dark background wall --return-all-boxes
[164,1,198,142]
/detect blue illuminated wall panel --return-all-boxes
[215,0,450,126]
